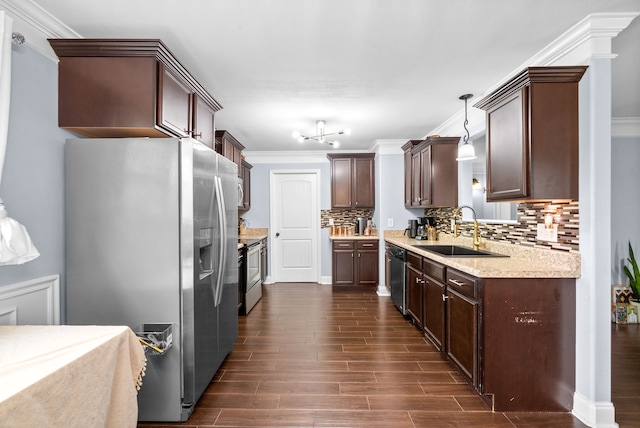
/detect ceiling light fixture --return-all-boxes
[456,93,476,161]
[292,120,350,148]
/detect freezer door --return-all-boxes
[184,140,223,408]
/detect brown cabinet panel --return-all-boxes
[331,157,353,208]
[446,288,478,386]
[403,137,459,208]
[216,130,245,177]
[423,276,445,350]
[328,154,375,209]
[49,39,222,139]
[476,66,587,202]
[406,253,424,327]
[192,94,216,148]
[241,160,252,211]
[331,240,378,287]
[157,63,191,138]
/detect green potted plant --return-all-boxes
[624,241,640,302]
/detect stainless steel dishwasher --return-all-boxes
[388,244,407,315]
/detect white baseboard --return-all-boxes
[572,391,618,428]
[319,276,332,285]
[376,285,391,296]
[0,275,60,325]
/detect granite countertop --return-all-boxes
[238,228,268,249]
[330,233,380,241]
[384,231,580,279]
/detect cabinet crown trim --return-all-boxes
[49,38,223,112]
[474,66,587,111]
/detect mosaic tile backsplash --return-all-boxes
[321,209,374,228]
[425,200,579,252]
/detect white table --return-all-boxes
[0,325,146,428]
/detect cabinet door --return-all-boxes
[423,276,445,350]
[446,288,478,387]
[157,63,191,138]
[430,143,458,207]
[331,157,353,208]
[486,88,529,201]
[419,145,432,206]
[192,94,216,148]
[242,164,251,210]
[406,264,423,326]
[332,241,355,285]
[353,157,375,208]
[411,152,421,207]
[404,149,412,207]
[356,241,378,286]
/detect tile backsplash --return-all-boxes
[321,209,374,228]
[424,200,579,252]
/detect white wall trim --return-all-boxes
[612,117,640,138]
[572,392,618,428]
[0,0,80,61]
[0,274,60,325]
[245,151,333,164]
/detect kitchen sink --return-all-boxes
[412,245,508,257]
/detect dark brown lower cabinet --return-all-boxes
[332,239,378,286]
[406,252,423,326]
[446,287,478,386]
[402,249,576,412]
[423,275,445,351]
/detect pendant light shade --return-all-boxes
[456,93,476,161]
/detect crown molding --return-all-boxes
[429,12,639,139]
[0,0,80,61]
[244,150,334,165]
[371,139,406,155]
[612,117,640,138]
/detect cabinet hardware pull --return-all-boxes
[448,279,465,287]
[193,132,202,138]
[362,244,373,247]
[442,295,449,301]
[339,243,349,247]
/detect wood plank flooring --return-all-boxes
[138,283,639,427]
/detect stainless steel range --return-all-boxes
[242,239,262,314]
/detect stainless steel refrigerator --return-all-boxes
[65,137,238,422]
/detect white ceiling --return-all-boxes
[7,0,640,152]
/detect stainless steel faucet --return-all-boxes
[458,205,481,250]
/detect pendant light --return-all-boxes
[456,93,476,161]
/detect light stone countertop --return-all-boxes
[330,233,380,241]
[384,230,580,279]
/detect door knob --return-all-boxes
[275,232,280,237]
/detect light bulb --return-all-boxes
[297,136,305,143]
[292,131,300,139]
[342,128,351,136]
[333,141,340,148]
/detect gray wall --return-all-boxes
[611,136,640,285]
[242,161,332,278]
[0,43,73,316]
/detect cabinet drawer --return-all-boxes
[357,240,378,250]
[332,240,354,250]
[423,257,445,283]
[407,252,422,270]
[446,269,477,299]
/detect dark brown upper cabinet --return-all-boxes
[48,39,222,148]
[474,66,587,202]
[402,137,459,208]
[327,153,375,209]
[215,130,245,177]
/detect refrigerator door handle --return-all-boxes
[214,175,227,307]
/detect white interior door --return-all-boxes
[270,170,320,282]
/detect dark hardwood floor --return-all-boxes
[139,283,638,427]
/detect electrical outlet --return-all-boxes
[387,218,394,227]
[536,223,558,242]
[329,218,334,226]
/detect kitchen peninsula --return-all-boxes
[384,231,579,412]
